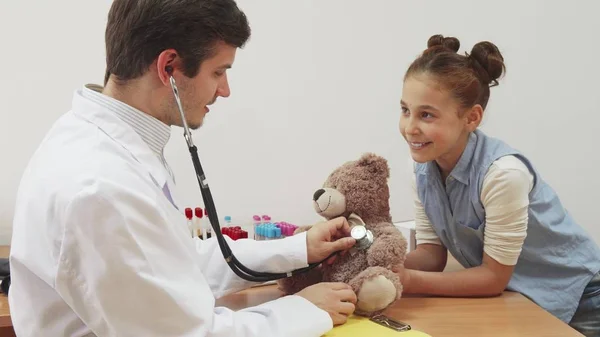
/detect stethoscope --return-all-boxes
[167,68,373,282]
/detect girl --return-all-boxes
[398,34,600,336]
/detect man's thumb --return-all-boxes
[332,237,355,250]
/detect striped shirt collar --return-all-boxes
[81,84,171,158]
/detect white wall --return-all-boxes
[1,1,599,245]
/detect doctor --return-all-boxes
[9,0,358,336]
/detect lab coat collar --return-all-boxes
[71,86,170,190]
[82,84,172,159]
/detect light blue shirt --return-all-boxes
[414,129,600,322]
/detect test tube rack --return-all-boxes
[221,226,249,240]
[254,222,298,240]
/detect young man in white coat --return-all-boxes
[9,1,359,336]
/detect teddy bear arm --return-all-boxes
[276,265,323,295]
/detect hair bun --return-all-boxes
[426,34,460,53]
[469,41,506,86]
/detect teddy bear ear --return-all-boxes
[357,153,390,177]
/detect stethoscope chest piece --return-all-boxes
[351,225,373,250]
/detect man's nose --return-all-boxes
[218,74,231,98]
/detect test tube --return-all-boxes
[204,207,212,239]
[252,215,261,240]
[185,208,194,238]
[195,207,205,239]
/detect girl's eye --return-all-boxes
[422,112,434,119]
[401,107,409,114]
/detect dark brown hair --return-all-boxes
[404,34,506,110]
[104,0,251,85]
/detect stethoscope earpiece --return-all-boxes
[168,72,195,150]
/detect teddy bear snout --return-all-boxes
[313,187,346,218]
[313,189,326,201]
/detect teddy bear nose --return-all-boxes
[313,189,325,201]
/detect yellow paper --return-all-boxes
[322,315,431,337]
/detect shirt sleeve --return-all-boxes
[411,163,442,246]
[194,230,311,298]
[481,155,534,266]
[55,182,332,337]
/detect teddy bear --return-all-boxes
[277,153,408,316]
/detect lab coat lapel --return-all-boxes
[70,89,173,204]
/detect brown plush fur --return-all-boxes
[277,153,408,316]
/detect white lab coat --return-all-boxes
[9,88,333,336]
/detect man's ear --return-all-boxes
[156,49,180,85]
[465,104,483,132]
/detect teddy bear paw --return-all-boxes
[356,275,396,312]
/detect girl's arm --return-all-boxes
[404,166,448,272]
[404,243,447,272]
[403,156,533,297]
[404,252,515,296]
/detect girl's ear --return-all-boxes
[465,104,483,132]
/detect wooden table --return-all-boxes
[216,284,583,337]
[0,248,583,336]
[216,256,583,337]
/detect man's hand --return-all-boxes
[296,282,357,325]
[306,217,356,264]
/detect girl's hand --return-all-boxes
[392,264,412,293]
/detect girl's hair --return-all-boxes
[404,34,506,111]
